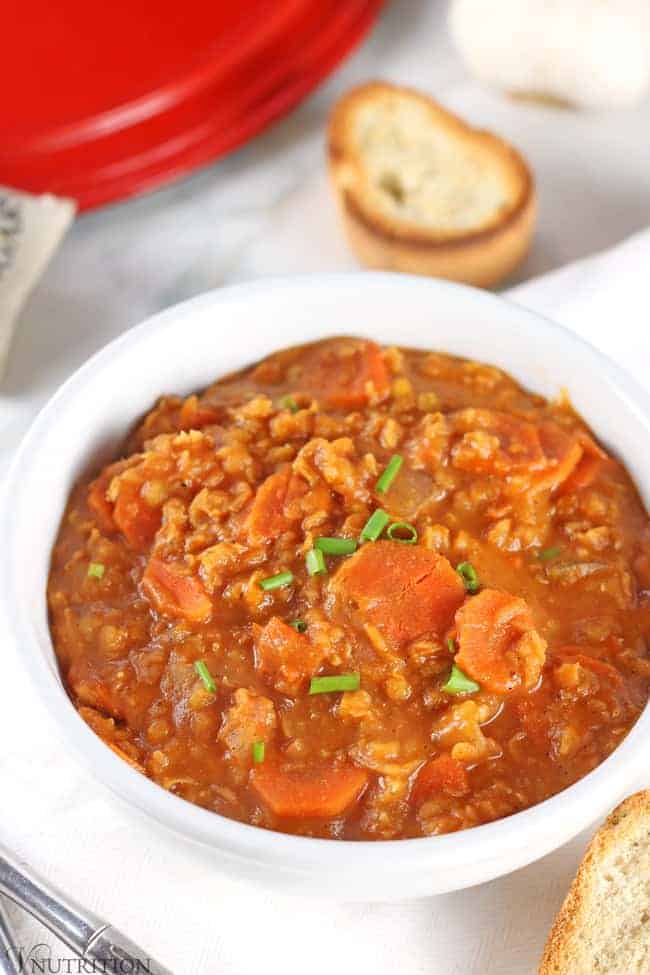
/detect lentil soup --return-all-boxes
[47,338,650,839]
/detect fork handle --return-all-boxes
[0,899,20,975]
[0,844,172,975]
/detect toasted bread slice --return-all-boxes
[327,82,536,287]
[539,791,650,975]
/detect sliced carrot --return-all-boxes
[412,754,469,804]
[559,435,610,494]
[334,541,465,646]
[112,481,162,551]
[455,588,540,694]
[561,453,602,494]
[491,413,545,468]
[251,764,368,818]
[142,557,212,623]
[451,409,546,474]
[297,339,389,409]
[244,465,307,544]
[579,432,608,461]
[534,425,612,495]
[254,617,325,695]
[531,423,584,493]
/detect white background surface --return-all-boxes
[1,1,650,973]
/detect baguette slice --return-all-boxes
[539,791,650,975]
[327,82,536,287]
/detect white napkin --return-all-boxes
[0,187,75,381]
[1,226,649,975]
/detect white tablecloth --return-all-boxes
[2,2,649,973]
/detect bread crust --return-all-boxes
[538,790,650,975]
[328,81,537,288]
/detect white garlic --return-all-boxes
[449,0,650,110]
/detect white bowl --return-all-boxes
[4,273,650,900]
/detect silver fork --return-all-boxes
[0,844,172,974]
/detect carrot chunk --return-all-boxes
[251,764,368,818]
[297,339,389,409]
[142,557,212,623]
[559,434,610,494]
[333,541,465,646]
[529,423,584,493]
[455,589,546,694]
[451,409,545,475]
[112,481,162,551]
[244,466,307,544]
[254,617,325,695]
[412,754,470,804]
[561,453,601,493]
[534,426,611,495]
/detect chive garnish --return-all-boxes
[387,521,418,544]
[280,395,299,413]
[309,673,360,695]
[446,636,456,653]
[360,508,390,542]
[306,548,326,576]
[314,536,358,556]
[456,561,479,594]
[194,661,216,694]
[87,562,105,579]
[376,454,404,494]
[290,619,307,633]
[538,546,562,561]
[259,570,294,591]
[442,664,480,695]
[252,740,265,764]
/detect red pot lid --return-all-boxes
[2,0,384,209]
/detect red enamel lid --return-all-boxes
[2,0,384,209]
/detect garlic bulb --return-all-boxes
[449,0,650,109]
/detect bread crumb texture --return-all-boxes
[329,82,532,240]
[327,82,536,287]
[353,98,512,233]
[539,791,650,975]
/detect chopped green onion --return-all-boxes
[456,561,479,594]
[538,546,562,561]
[386,521,418,545]
[309,673,360,695]
[87,562,105,579]
[360,508,390,542]
[442,664,480,695]
[375,454,404,494]
[290,619,307,633]
[280,395,299,413]
[194,661,216,694]
[259,570,294,591]
[252,740,265,764]
[306,548,326,576]
[446,636,456,653]
[314,536,358,556]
